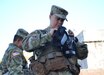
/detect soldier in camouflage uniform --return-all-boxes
[22,5,88,75]
[1,29,32,75]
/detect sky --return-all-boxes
[0,0,104,60]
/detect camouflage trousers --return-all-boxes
[48,70,72,75]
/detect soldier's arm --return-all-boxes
[22,30,52,52]
[8,50,24,75]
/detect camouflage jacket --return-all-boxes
[22,27,88,59]
[22,27,52,57]
[1,43,27,75]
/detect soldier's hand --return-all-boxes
[49,28,58,36]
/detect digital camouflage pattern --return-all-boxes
[50,5,68,21]
[22,27,88,75]
[22,27,74,75]
[22,28,52,57]
[1,43,27,75]
[16,28,29,39]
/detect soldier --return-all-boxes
[1,29,32,75]
[22,5,88,75]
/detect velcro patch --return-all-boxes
[12,52,20,56]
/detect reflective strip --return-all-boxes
[65,50,70,54]
[61,34,67,45]
[72,51,76,54]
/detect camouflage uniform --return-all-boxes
[22,5,88,75]
[1,29,32,75]
[2,43,27,75]
[23,27,73,75]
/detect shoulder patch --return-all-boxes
[12,52,20,56]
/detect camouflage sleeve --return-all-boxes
[8,50,24,75]
[22,30,52,52]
